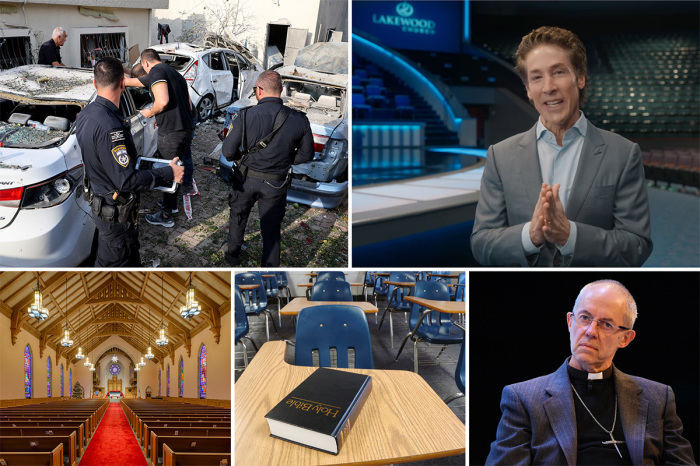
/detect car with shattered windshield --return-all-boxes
[217,41,348,209]
[144,41,262,121]
[0,65,158,266]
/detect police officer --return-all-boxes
[75,57,184,267]
[223,70,314,267]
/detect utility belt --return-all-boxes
[246,168,288,182]
[85,183,139,223]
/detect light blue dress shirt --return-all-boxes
[521,111,588,258]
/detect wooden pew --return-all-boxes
[136,417,229,441]
[0,422,86,449]
[0,426,83,456]
[0,440,64,466]
[146,428,230,459]
[0,416,92,437]
[141,421,231,448]
[149,436,230,466]
[163,444,231,466]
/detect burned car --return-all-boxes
[0,65,158,266]
[146,42,262,121]
[217,41,348,209]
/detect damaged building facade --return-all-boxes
[0,0,168,69]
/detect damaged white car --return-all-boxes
[146,42,262,121]
[218,41,348,209]
[0,65,157,266]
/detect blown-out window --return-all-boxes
[0,32,32,70]
[76,29,128,68]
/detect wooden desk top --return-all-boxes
[405,296,465,314]
[237,284,260,291]
[384,281,416,287]
[297,283,364,287]
[280,298,378,315]
[426,274,460,279]
[235,341,465,465]
[261,274,274,278]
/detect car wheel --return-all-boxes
[197,95,214,120]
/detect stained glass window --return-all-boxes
[179,357,184,397]
[47,357,52,397]
[69,369,72,398]
[24,345,32,398]
[60,364,64,397]
[158,368,161,396]
[167,365,170,397]
[199,345,207,399]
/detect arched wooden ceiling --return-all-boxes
[0,271,230,368]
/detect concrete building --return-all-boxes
[0,0,168,69]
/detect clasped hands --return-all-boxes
[529,183,570,247]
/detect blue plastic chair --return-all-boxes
[309,281,353,302]
[261,273,283,327]
[379,272,416,347]
[455,272,466,303]
[395,281,465,373]
[236,272,277,341]
[273,271,292,304]
[295,305,374,369]
[316,271,346,282]
[361,271,375,300]
[372,272,389,306]
[444,338,465,404]
[234,288,257,368]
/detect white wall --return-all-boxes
[0,313,69,400]
[0,5,155,67]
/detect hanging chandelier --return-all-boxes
[27,278,49,321]
[145,346,154,359]
[139,356,146,367]
[179,273,201,319]
[89,363,95,372]
[59,279,73,347]
[111,354,118,364]
[75,347,84,360]
[134,362,140,372]
[83,356,91,367]
[156,276,169,346]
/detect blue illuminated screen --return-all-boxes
[353,1,464,53]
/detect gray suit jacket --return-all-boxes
[471,120,652,266]
[486,362,696,465]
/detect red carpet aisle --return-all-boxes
[79,403,148,466]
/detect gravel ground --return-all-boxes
[137,118,348,268]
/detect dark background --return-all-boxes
[469,271,699,464]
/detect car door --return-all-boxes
[226,51,260,101]
[207,51,233,107]
[122,90,157,157]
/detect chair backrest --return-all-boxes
[261,274,279,298]
[309,281,353,302]
[274,271,288,287]
[455,272,466,302]
[234,288,249,342]
[388,272,416,310]
[354,93,367,106]
[363,271,374,286]
[235,272,268,313]
[395,94,411,106]
[374,272,390,296]
[295,305,374,369]
[409,280,451,329]
[316,271,346,282]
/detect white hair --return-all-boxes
[52,27,66,39]
[573,279,638,328]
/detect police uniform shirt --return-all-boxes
[75,95,173,204]
[222,97,314,175]
[38,39,61,65]
[137,63,194,133]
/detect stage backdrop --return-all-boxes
[353,1,464,53]
[469,271,699,464]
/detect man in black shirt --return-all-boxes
[222,70,314,266]
[75,57,184,267]
[38,27,66,66]
[125,48,195,227]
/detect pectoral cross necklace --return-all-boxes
[571,384,625,458]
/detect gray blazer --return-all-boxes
[486,362,696,465]
[471,120,652,266]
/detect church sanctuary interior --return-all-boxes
[0,271,231,466]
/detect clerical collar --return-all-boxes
[567,360,614,381]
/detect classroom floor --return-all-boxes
[235,293,466,466]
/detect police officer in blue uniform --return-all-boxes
[75,57,184,267]
[223,70,314,266]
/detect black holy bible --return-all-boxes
[264,367,372,454]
